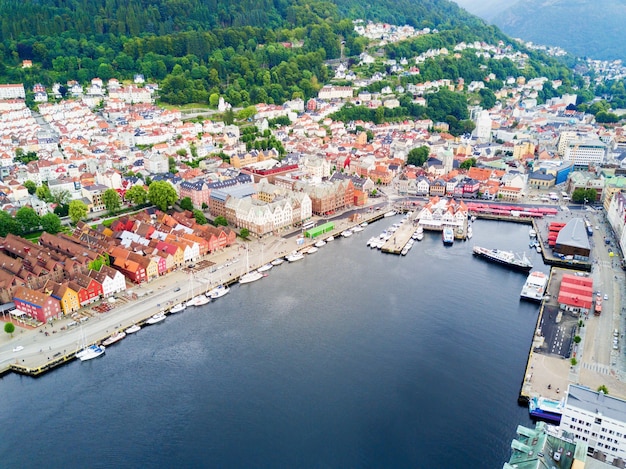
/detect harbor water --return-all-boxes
[0,220,544,468]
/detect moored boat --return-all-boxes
[257,263,273,273]
[325,236,334,242]
[102,331,126,347]
[208,284,230,299]
[360,222,368,227]
[341,229,353,238]
[271,258,284,266]
[125,324,141,334]
[194,295,211,306]
[466,226,473,239]
[305,246,318,254]
[240,244,264,284]
[286,251,305,262]
[529,396,564,424]
[170,302,186,313]
[415,232,424,241]
[472,246,533,272]
[77,344,106,361]
[351,225,364,233]
[442,227,454,245]
[146,312,166,324]
[529,228,537,238]
[520,271,548,301]
[384,210,396,218]
[314,239,326,248]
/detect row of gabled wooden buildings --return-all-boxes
[1,209,237,324]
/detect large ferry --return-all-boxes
[528,396,564,424]
[472,246,533,272]
[442,227,454,245]
[520,271,548,302]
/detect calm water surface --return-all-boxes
[0,220,543,468]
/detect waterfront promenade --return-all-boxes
[0,214,373,376]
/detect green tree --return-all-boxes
[478,88,497,109]
[102,189,121,214]
[570,357,578,367]
[36,185,51,202]
[209,93,220,108]
[180,197,194,211]
[15,207,41,234]
[54,204,69,218]
[223,108,235,125]
[214,216,228,226]
[4,322,15,337]
[573,335,582,344]
[240,227,250,239]
[40,213,62,234]
[193,209,207,224]
[24,180,37,195]
[148,181,177,212]
[407,146,430,167]
[0,210,20,236]
[89,257,105,271]
[125,185,148,205]
[50,189,71,206]
[460,158,477,169]
[68,200,88,224]
[598,385,609,395]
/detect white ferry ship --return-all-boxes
[520,271,548,302]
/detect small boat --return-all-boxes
[170,303,186,313]
[384,210,396,218]
[536,244,542,253]
[240,245,264,284]
[102,331,126,347]
[125,324,141,334]
[325,236,334,242]
[257,263,273,273]
[271,258,285,266]
[286,251,305,262]
[195,295,211,306]
[146,312,166,324]
[314,240,326,248]
[367,237,376,247]
[442,227,454,245]
[77,344,105,361]
[360,222,368,227]
[529,228,537,238]
[239,270,263,283]
[341,229,353,238]
[351,225,364,233]
[467,226,473,239]
[415,232,424,241]
[305,246,318,254]
[208,285,230,299]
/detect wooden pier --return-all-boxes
[381,213,417,254]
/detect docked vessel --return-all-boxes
[102,331,126,347]
[240,246,263,284]
[208,285,230,299]
[257,263,273,273]
[351,225,364,233]
[325,236,334,242]
[529,396,564,424]
[472,246,533,272]
[529,228,537,238]
[125,324,141,334]
[341,229,353,238]
[170,302,186,313]
[305,246,318,254]
[146,312,166,324]
[286,251,305,262]
[384,210,396,218]
[271,258,284,266]
[314,240,326,248]
[77,344,106,361]
[442,227,454,245]
[466,226,473,239]
[188,295,210,306]
[520,271,548,301]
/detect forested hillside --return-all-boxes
[0,0,574,108]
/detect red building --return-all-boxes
[13,286,62,323]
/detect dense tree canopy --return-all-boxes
[148,181,177,212]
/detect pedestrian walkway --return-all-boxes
[583,362,611,375]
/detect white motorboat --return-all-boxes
[529,228,537,238]
[325,236,334,242]
[208,284,230,299]
[146,312,166,324]
[416,232,424,241]
[360,222,368,227]
[240,245,264,284]
[170,303,186,313]
[305,246,318,254]
[77,344,105,361]
[286,251,305,262]
[367,237,377,247]
[341,229,353,238]
[257,263,273,273]
[467,226,473,239]
[271,258,284,266]
[125,324,141,334]
[384,210,396,217]
[102,331,126,347]
[351,225,364,233]
[194,295,210,306]
[314,240,326,248]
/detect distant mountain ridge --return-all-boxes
[492,0,626,61]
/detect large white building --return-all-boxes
[473,110,492,142]
[559,384,626,464]
[564,139,607,168]
[318,85,354,100]
[0,84,26,100]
